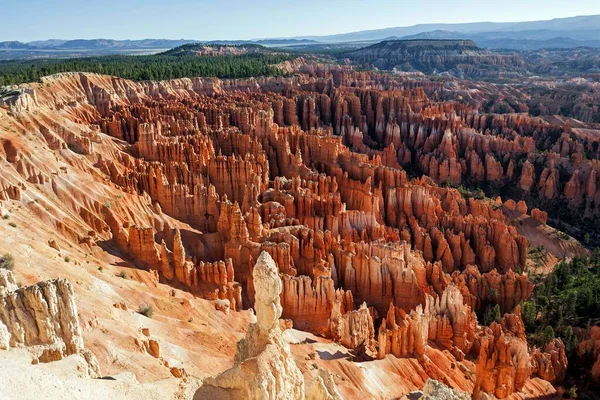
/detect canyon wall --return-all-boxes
[0,68,588,398]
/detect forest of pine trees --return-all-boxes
[522,254,600,398]
[0,53,292,86]
[522,255,600,352]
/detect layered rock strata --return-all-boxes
[0,270,99,374]
[0,69,587,398]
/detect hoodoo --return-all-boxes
[196,251,306,399]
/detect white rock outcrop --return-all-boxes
[0,320,10,350]
[0,269,18,292]
[197,251,306,400]
[408,379,472,400]
[0,272,83,355]
[306,367,343,400]
[0,269,99,375]
[0,88,39,114]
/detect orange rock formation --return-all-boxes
[0,68,584,398]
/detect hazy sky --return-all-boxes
[3,0,600,42]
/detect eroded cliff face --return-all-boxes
[343,40,526,78]
[0,269,99,374]
[0,68,585,399]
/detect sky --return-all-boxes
[2,0,600,42]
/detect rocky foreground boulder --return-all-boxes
[0,269,99,375]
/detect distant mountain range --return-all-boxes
[0,39,196,50]
[0,38,318,60]
[392,29,600,50]
[289,15,600,45]
[0,38,318,51]
[1,14,599,60]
